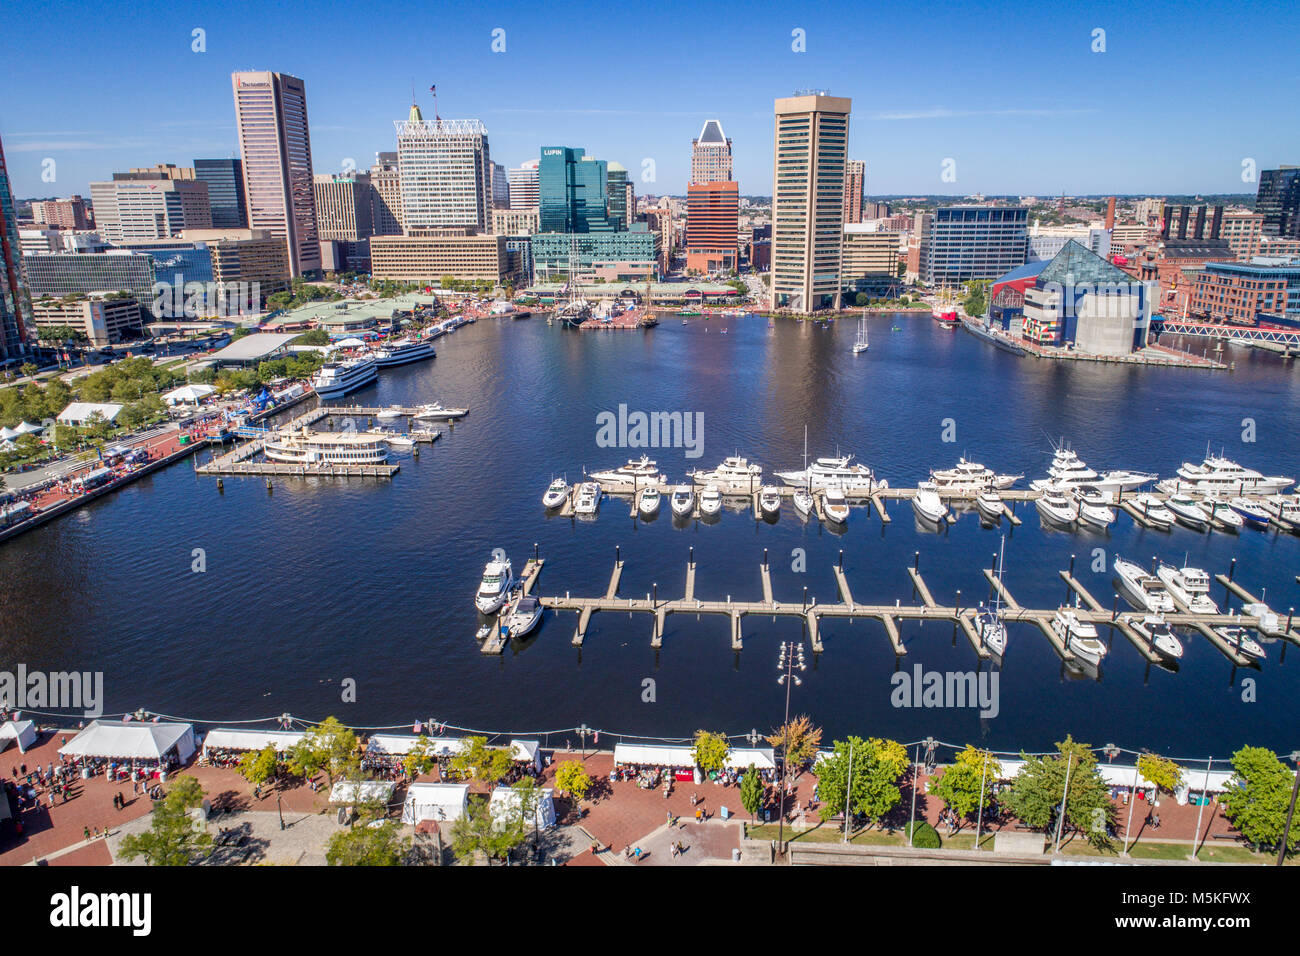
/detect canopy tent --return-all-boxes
[57,402,123,427]
[202,728,305,754]
[161,383,216,406]
[489,786,556,830]
[1175,770,1238,800]
[613,743,696,768]
[14,421,43,435]
[59,720,196,762]
[329,780,396,805]
[0,440,15,451]
[724,747,777,771]
[331,337,367,349]
[367,733,424,755]
[0,720,38,753]
[420,737,467,758]
[0,427,16,441]
[510,739,543,771]
[401,783,469,825]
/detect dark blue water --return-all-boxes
[2,315,1297,758]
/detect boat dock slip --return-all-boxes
[984,569,1022,609]
[907,567,938,608]
[870,493,892,523]
[1214,573,1300,645]
[519,558,545,595]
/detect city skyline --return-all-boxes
[2,0,1299,199]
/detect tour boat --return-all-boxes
[1130,614,1184,662]
[911,481,948,524]
[698,484,723,517]
[1165,454,1292,496]
[758,486,783,518]
[589,455,667,486]
[670,485,695,517]
[262,427,390,465]
[1035,488,1078,528]
[822,486,850,524]
[1073,487,1116,529]
[311,357,378,398]
[1052,608,1108,666]
[1156,563,1218,613]
[1203,498,1243,532]
[371,338,435,367]
[931,458,1022,492]
[975,489,1005,522]
[1112,557,1176,614]
[1228,497,1272,528]
[1214,624,1266,661]
[688,456,763,493]
[542,478,568,510]
[574,482,602,516]
[1031,447,1155,497]
[1165,494,1211,531]
[637,486,662,517]
[501,593,543,639]
[1132,493,1176,529]
[775,454,881,494]
[475,557,515,614]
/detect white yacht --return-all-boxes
[1031,448,1155,497]
[1113,557,1176,613]
[1268,495,1300,526]
[822,486,849,524]
[311,357,378,398]
[637,486,661,517]
[375,405,405,420]
[698,484,723,517]
[852,314,869,353]
[688,456,764,493]
[1052,608,1108,666]
[573,482,602,516]
[1131,614,1184,662]
[931,458,1021,492]
[413,402,468,421]
[371,338,435,367]
[1228,497,1272,529]
[775,454,882,494]
[976,489,1005,521]
[263,427,390,465]
[475,557,515,614]
[1156,563,1218,613]
[974,605,1008,657]
[758,486,782,518]
[501,593,543,639]
[1035,488,1078,528]
[1203,498,1243,532]
[542,478,568,510]
[371,428,414,449]
[1132,493,1176,529]
[588,455,666,486]
[1165,494,1211,531]
[911,481,948,524]
[1073,487,1116,529]
[792,487,814,518]
[1164,454,1292,496]
[1214,624,1266,661]
[670,485,695,517]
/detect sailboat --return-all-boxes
[975,535,1009,657]
[792,425,814,517]
[852,312,869,353]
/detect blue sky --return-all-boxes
[2,0,1298,199]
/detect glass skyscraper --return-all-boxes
[194,159,248,229]
[539,147,612,234]
[1256,166,1300,240]
[0,133,31,361]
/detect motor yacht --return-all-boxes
[1031,447,1156,497]
[758,486,782,519]
[1165,494,1211,531]
[371,428,414,449]
[670,485,695,517]
[1165,454,1292,496]
[1073,487,1116,529]
[931,458,1021,492]
[637,487,661,517]
[375,405,405,421]
[1203,498,1243,532]
[311,356,378,398]
[912,481,948,524]
[698,484,723,517]
[1113,557,1176,613]
[1156,563,1218,613]
[1052,608,1108,666]
[573,482,602,516]
[1268,496,1300,527]
[1132,493,1176,529]
[1130,615,1184,662]
[475,557,515,614]
[1214,624,1266,661]
[413,402,468,421]
[542,478,568,510]
[1228,497,1272,529]
[588,455,666,486]
[822,486,850,524]
[501,593,543,639]
[687,456,764,493]
[1035,488,1078,528]
[775,454,882,494]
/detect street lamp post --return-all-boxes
[775,641,805,860]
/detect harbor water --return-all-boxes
[2,314,1298,756]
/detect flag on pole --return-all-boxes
[429,85,436,94]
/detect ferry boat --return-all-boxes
[931,458,1022,492]
[1163,454,1293,496]
[262,427,390,465]
[371,337,435,367]
[574,482,602,516]
[542,478,568,510]
[1030,448,1156,497]
[1113,557,1175,613]
[1131,615,1184,662]
[775,454,882,494]
[911,481,948,524]
[311,357,378,398]
[1156,563,1218,613]
[670,485,695,517]
[588,455,666,486]
[1052,608,1108,666]
[688,456,764,493]
[475,557,515,615]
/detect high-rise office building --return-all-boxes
[395,103,492,232]
[842,159,865,224]
[0,133,31,359]
[231,70,321,275]
[491,162,510,210]
[691,120,732,185]
[507,159,540,211]
[685,181,739,274]
[369,152,403,236]
[539,147,611,233]
[771,93,851,312]
[921,206,1029,285]
[1256,166,1300,239]
[313,173,374,241]
[193,159,248,229]
[606,163,632,231]
[88,174,212,244]
[31,196,90,230]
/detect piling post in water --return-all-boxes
[838,549,843,570]
[914,551,920,572]
[764,548,769,568]
[1228,557,1236,582]
[534,542,539,562]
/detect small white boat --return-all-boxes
[1214,624,1266,661]
[375,405,405,421]
[758,486,782,518]
[822,486,850,524]
[670,485,694,517]
[698,484,722,517]
[637,486,661,517]
[975,489,1005,521]
[1052,608,1108,666]
[1130,614,1184,661]
[1132,493,1176,529]
[912,481,948,524]
[475,557,514,614]
[1229,497,1272,528]
[381,431,415,449]
[792,487,814,518]
[1035,489,1078,528]
[1204,498,1243,532]
[1113,557,1176,614]
[1156,563,1218,613]
[501,593,543,639]
[974,604,1008,657]
[542,478,568,510]
[1073,487,1116,529]
[413,402,468,421]
[1166,494,1211,531]
[574,482,602,516]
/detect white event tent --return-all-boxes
[202,728,305,754]
[59,720,196,762]
[401,783,469,825]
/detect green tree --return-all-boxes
[238,745,280,792]
[450,796,522,865]
[402,735,438,778]
[739,766,765,821]
[766,715,823,773]
[692,730,730,775]
[554,760,592,802]
[288,716,358,786]
[813,736,909,827]
[117,775,212,866]
[326,820,410,866]
[1002,736,1115,850]
[449,736,513,788]
[1136,753,1184,799]
[1220,746,1299,853]
[929,746,1001,829]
